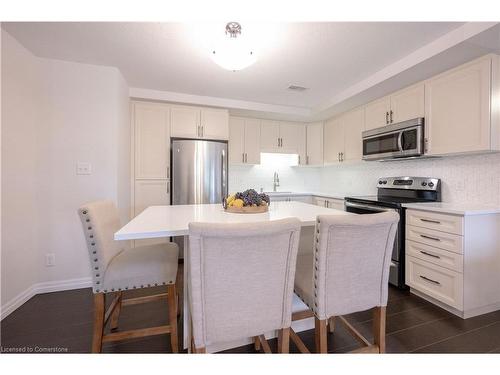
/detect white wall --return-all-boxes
[1,30,130,316]
[1,30,40,309]
[319,153,500,205]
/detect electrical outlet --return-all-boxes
[45,253,56,267]
[76,162,92,175]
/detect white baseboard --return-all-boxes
[1,276,92,320]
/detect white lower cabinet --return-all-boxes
[314,196,344,210]
[405,208,500,319]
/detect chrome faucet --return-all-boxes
[273,172,280,192]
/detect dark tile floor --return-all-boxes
[2,266,500,353]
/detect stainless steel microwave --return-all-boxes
[362,118,424,161]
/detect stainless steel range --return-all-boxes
[344,177,441,289]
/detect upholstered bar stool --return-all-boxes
[78,200,179,353]
[187,218,301,353]
[292,212,399,353]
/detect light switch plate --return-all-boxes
[76,162,92,175]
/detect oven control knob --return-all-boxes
[428,182,435,188]
[421,182,427,186]
[383,180,387,184]
[378,180,383,185]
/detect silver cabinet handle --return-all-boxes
[166,166,170,179]
[197,125,201,137]
[420,234,441,242]
[386,112,389,124]
[338,152,340,162]
[167,181,170,194]
[298,155,301,164]
[306,155,309,165]
[420,251,440,259]
[340,152,344,162]
[201,125,204,138]
[420,275,440,285]
[390,110,393,123]
[245,153,247,163]
[420,218,441,224]
[242,153,245,163]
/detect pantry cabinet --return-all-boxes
[229,117,261,165]
[170,105,229,140]
[134,102,170,179]
[424,56,497,155]
[324,107,364,164]
[305,122,324,165]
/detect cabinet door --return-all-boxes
[244,118,261,164]
[279,122,302,154]
[306,122,323,165]
[229,117,245,164]
[390,83,425,123]
[327,198,344,211]
[342,108,365,162]
[260,120,280,152]
[134,180,170,216]
[323,117,344,164]
[314,197,327,207]
[297,124,307,165]
[201,108,229,140]
[134,103,170,179]
[425,58,491,155]
[364,96,391,130]
[170,105,200,138]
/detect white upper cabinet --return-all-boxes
[425,56,496,155]
[280,122,303,154]
[342,108,365,162]
[244,119,261,164]
[171,105,228,140]
[364,84,425,131]
[229,117,261,165]
[260,120,281,152]
[170,105,200,138]
[324,108,365,164]
[324,116,344,164]
[305,122,324,165]
[260,120,305,156]
[134,102,170,179]
[200,108,229,139]
[390,83,425,124]
[364,96,391,130]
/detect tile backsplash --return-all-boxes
[229,152,500,205]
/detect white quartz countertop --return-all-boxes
[265,191,346,200]
[115,201,351,240]
[402,202,500,216]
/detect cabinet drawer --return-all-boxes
[406,225,463,254]
[406,256,463,310]
[406,240,463,273]
[406,209,463,235]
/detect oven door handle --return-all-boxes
[345,201,396,213]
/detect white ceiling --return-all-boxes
[3,22,499,120]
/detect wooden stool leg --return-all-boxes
[254,336,261,351]
[328,316,336,333]
[92,293,105,353]
[167,284,179,353]
[110,292,122,331]
[373,306,386,353]
[278,327,290,353]
[315,318,328,353]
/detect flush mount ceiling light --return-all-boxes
[210,22,257,71]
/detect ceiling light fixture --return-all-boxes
[210,22,257,72]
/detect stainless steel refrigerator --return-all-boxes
[171,139,228,253]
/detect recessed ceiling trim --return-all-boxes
[130,87,311,116]
[314,22,498,114]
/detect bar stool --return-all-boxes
[78,200,179,353]
[187,218,301,353]
[292,212,399,353]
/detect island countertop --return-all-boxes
[114,201,350,240]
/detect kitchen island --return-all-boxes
[115,201,350,352]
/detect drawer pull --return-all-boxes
[420,275,441,285]
[420,251,440,259]
[420,218,441,224]
[420,234,441,242]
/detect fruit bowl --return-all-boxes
[224,189,270,214]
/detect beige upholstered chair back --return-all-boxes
[188,218,301,348]
[313,212,399,319]
[78,200,125,293]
